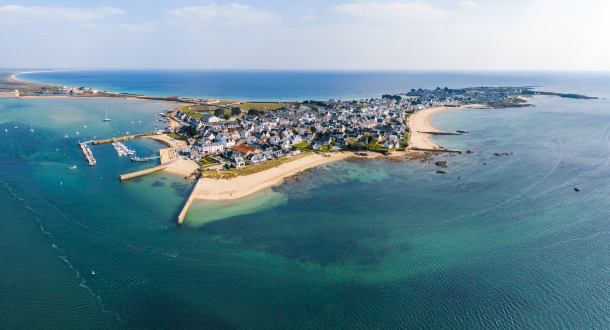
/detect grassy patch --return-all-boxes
[167,133,186,141]
[235,102,290,112]
[232,153,311,176]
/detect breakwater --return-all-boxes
[119,159,178,180]
[93,133,154,145]
[410,147,462,154]
[177,179,200,224]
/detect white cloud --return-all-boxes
[169,4,281,25]
[334,1,453,20]
[0,5,125,23]
[120,23,157,33]
[460,1,478,8]
[301,15,316,21]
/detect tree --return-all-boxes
[247,109,260,116]
[367,135,374,144]
[223,114,231,120]
[436,87,441,90]
[310,126,317,133]
[214,109,224,117]
[231,107,242,116]
[411,89,416,92]
[182,125,198,138]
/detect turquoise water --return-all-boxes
[19,70,610,101]
[3,93,610,328]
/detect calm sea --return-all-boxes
[18,69,610,101]
[2,72,610,329]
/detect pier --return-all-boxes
[119,159,179,181]
[79,142,96,166]
[177,179,200,224]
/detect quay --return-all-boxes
[177,179,201,224]
[119,159,179,181]
[93,133,153,145]
[131,156,161,162]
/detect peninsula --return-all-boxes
[3,70,597,204]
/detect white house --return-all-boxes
[232,157,245,168]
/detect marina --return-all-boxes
[79,141,96,166]
[112,141,135,156]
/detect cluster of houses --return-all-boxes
[61,86,99,94]
[406,87,510,106]
[169,88,513,168]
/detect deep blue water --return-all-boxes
[19,70,610,101]
[3,74,610,329]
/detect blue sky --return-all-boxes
[1,0,608,70]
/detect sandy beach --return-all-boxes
[407,105,484,150]
[195,152,356,200]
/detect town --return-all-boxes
[164,87,518,171]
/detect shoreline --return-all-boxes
[407,104,485,150]
[194,152,361,201]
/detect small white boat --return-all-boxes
[69,165,77,170]
[4,129,7,132]
[103,110,111,122]
[30,124,34,132]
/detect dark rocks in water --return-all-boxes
[483,163,487,165]
[436,170,446,174]
[457,177,461,179]
[574,188,580,192]
[434,161,448,168]
[456,130,468,133]
[466,150,474,154]
[493,152,512,156]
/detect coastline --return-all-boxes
[195,152,359,200]
[407,104,485,150]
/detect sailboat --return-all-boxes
[76,129,79,135]
[103,110,111,122]
[30,124,34,132]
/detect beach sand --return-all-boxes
[407,105,484,150]
[195,152,357,200]
[164,158,199,176]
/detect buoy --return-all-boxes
[100,177,103,180]
[61,182,62,185]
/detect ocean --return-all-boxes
[3,71,610,329]
[18,69,610,101]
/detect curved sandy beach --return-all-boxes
[407,105,483,150]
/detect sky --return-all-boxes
[1,0,609,70]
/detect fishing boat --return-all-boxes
[69,165,76,170]
[103,110,111,122]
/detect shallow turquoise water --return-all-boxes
[3,95,610,329]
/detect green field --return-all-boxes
[235,102,293,112]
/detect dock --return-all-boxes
[79,142,96,166]
[119,159,179,181]
[177,179,201,224]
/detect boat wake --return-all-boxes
[0,178,122,324]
